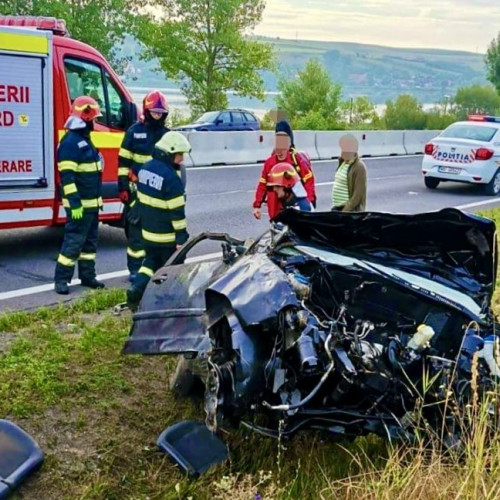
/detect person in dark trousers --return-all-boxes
[118,90,170,281]
[267,162,313,215]
[253,120,316,221]
[331,133,367,212]
[126,131,191,311]
[54,96,106,295]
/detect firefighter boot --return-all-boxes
[81,278,105,289]
[55,282,69,295]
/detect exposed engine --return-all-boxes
[205,253,500,441]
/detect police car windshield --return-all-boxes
[194,111,219,123]
[440,124,498,142]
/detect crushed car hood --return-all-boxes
[275,208,497,308]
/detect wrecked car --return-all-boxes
[122,208,499,476]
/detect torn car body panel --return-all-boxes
[122,209,500,475]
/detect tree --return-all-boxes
[453,85,500,119]
[384,94,427,130]
[137,0,274,114]
[486,33,500,95]
[276,59,342,130]
[425,109,457,130]
[340,96,380,129]
[0,0,147,68]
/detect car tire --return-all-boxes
[483,169,500,196]
[424,177,440,189]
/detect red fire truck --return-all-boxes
[0,16,137,230]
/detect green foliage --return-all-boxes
[452,84,500,119]
[486,33,500,95]
[0,0,148,69]
[384,94,427,130]
[259,111,276,130]
[340,96,382,129]
[137,0,274,115]
[424,108,458,130]
[276,59,343,129]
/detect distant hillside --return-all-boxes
[117,36,488,106]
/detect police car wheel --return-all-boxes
[484,170,500,196]
[424,177,440,189]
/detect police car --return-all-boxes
[422,115,500,195]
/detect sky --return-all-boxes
[253,0,499,53]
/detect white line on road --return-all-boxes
[0,252,222,302]
[3,192,499,304]
[455,198,500,210]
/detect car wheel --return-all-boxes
[483,169,500,196]
[424,177,440,189]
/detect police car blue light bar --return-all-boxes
[467,114,500,123]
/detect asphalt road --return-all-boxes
[1,154,500,312]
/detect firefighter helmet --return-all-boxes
[143,90,169,114]
[70,96,102,122]
[267,162,299,189]
[155,131,191,154]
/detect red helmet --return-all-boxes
[143,90,169,114]
[70,96,102,122]
[267,162,299,189]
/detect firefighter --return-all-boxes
[126,131,191,311]
[54,96,105,295]
[253,120,316,221]
[118,90,170,281]
[267,162,312,215]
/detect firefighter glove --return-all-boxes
[71,206,84,220]
[119,190,130,203]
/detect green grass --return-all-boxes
[2,209,500,498]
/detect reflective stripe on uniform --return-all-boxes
[63,183,78,195]
[62,197,103,209]
[138,266,154,277]
[303,172,313,181]
[58,160,78,172]
[119,148,134,160]
[118,167,130,176]
[77,162,99,173]
[138,192,168,210]
[167,195,185,210]
[138,192,186,211]
[78,252,96,261]
[172,218,187,231]
[142,229,176,244]
[259,177,266,183]
[57,254,75,267]
[133,153,152,164]
[127,248,146,259]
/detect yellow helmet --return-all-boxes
[156,131,191,154]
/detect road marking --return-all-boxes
[0,252,222,302]
[455,198,500,210]
[190,155,422,171]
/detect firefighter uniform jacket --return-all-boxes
[118,121,170,191]
[137,150,188,247]
[57,130,102,211]
[253,148,316,220]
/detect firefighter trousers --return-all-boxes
[54,210,99,284]
[124,201,145,276]
[128,245,176,305]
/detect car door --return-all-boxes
[231,111,245,131]
[215,111,233,131]
[244,112,259,130]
